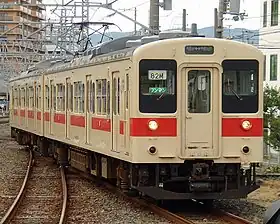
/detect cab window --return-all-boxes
[139,59,177,113]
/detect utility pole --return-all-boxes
[215,0,226,38]
[149,0,160,35]
[182,9,187,31]
[214,8,218,38]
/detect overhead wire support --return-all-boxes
[0,0,155,85]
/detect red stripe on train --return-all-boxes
[37,111,42,120]
[222,118,263,137]
[20,109,25,117]
[44,112,50,121]
[71,115,85,127]
[92,117,111,132]
[130,118,177,137]
[28,110,34,119]
[54,113,66,124]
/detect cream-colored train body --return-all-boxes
[9,35,264,201]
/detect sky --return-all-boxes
[45,0,261,32]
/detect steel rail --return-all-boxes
[214,209,254,224]
[59,167,68,224]
[66,167,254,224]
[0,149,33,224]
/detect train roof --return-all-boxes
[9,31,262,83]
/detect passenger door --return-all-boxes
[184,68,219,158]
[112,72,121,153]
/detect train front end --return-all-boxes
[129,37,264,201]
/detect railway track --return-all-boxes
[0,116,9,124]
[0,151,68,224]
[68,168,254,224]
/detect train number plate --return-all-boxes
[148,70,167,80]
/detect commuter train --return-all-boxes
[9,32,264,203]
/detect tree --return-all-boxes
[263,85,280,151]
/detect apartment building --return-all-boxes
[0,0,46,80]
[260,0,280,87]
[0,0,45,40]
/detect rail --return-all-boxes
[0,149,33,224]
[59,167,68,224]
[67,168,253,224]
[211,209,254,224]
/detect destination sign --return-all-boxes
[185,45,214,55]
[149,87,167,94]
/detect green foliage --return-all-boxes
[265,165,280,174]
[264,85,280,151]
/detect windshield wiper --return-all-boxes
[230,87,243,101]
[157,83,172,100]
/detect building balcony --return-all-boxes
[0,16,43,29]
[31,0,46,10]
[31,10,46,20]
[0,16,13,21]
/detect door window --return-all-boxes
[188,70,211,113]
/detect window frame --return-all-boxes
[271,0,278,26]
[139,59,177,114]
[270,54,278,81]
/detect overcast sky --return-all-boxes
[45,0,261,32]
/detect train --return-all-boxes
[9,31,264,204]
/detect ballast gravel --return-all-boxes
[66,172,171,224]
[0,123,30,220]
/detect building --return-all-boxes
[260,0,280,87]
[0,0,46,83]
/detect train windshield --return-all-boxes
[222,60,259,113]
[139,59,177,113]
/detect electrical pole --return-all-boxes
[149,0,159,35]
[182,9,187,31]
[214,8,218,38]
[216,0,225,38]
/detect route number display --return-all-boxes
[148,70,167,80]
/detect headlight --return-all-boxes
[148,120,158,131]
[241,120,252,130]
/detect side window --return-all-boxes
[74,81,84,113]
[45,85,50,110]
[87,79,91,112]
[26,86,29,108]
[66,81,72,111]
[188,70,211,113]
[52,84,56,110]
[37,85,41,110]
[126,74,129,109]
[57,83,65,111]
[90,82,95,113]
[28,86,34,108]
[107,80,110,115]
[70,84,73,112]
[113,78,116,115]
[96,79,107,115]
[117,78,120,115]
[80,83,84,113]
